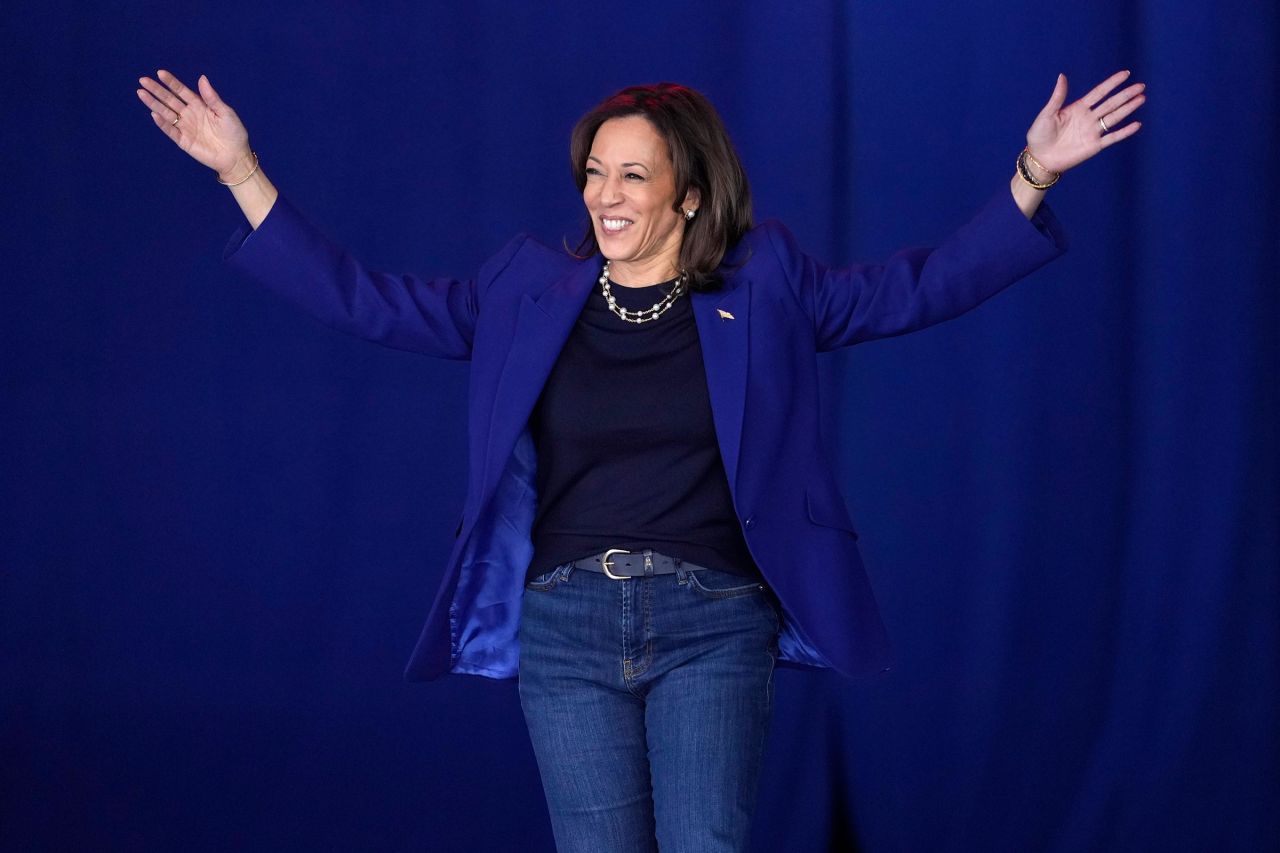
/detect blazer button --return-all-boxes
[744,516,756,530]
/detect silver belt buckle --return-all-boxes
[601,548,631,579]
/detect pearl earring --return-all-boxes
[683,208,696,221]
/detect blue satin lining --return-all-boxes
[449,428,833,678]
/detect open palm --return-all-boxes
[136,70,250,177]
[1026,70,1146,174]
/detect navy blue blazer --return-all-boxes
[224,184,1067,680]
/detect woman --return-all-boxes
[136,70,1144,852]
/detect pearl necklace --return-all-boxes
[598,260,688,324]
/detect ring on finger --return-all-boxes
[1098,115,1110,133]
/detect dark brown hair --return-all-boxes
[569,83,753,291]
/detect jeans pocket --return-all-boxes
[525,562,572,591]
[685,567,766,600]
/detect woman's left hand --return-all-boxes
[1024,70,1146,174]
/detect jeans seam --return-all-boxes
[687,571,765,599]
[621,579,636,688]
[640,577,653,676]
[623,578,654,686]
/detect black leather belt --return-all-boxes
[573,548,703,579]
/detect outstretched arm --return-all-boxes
[136,69,483,359]
[770,71,1154,348]
[768,192,1067,351]
[137,69,277,227]
[1011,69,1147,218]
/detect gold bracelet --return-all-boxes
[1023,147,1057,178]
[1016,146,1059,190]
[217,151,260,187]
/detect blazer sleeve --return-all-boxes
[222,194,527,359]
[763,184,1068,351]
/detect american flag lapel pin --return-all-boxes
[717,308,735,320]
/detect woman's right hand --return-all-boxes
[136,70,252,181]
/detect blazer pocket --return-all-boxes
[805,489,859,538]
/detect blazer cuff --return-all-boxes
[221,192,299,267]
[985,182,1068,255]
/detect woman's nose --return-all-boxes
[600,174,622,204]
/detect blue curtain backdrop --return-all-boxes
[3,1,1276,850]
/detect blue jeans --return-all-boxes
[518,559,781,853]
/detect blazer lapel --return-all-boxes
[692,279,751,498]
[479,262,753,506]
[479,260,598,498]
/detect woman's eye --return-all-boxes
[585,167,602,176]
[625,172,644,181]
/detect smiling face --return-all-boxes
[583,115,699,286]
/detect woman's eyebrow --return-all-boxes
[586,155,650,170]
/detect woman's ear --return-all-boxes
[680,187,701,213]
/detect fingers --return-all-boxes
[1039,73,1068,116]
[138,74,188,120]
[1092,82,1145,119]
[136,85,179,122]
[1098,94,1145,138]
[1094,73,1147,146]
[1082,69,1132,110]
[148,108,183,146]
[197,74,225,110]
[156,69,198,106]
[1100,119,1142,148]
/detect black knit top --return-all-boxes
[525,274,761,582]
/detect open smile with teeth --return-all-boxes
[600,217,635,235]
